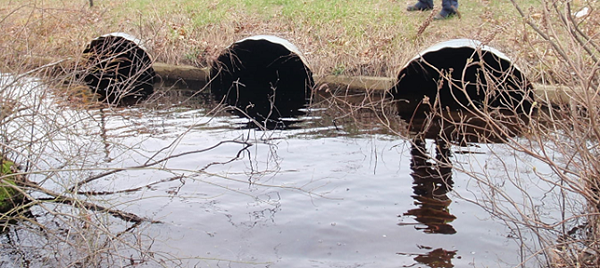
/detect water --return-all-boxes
[74,106,525,267]
[0,79,570,267]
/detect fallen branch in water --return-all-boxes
[77,174,184,196]
[69,139,253,192]
[36,195,152,223]
[14,178,155,223]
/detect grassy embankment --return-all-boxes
[1,0,545,79]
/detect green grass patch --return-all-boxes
[0,160,20,213]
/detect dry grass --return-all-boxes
[0,0,556,79]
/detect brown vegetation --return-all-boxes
[1,0,599,267]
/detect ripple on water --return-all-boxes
[81,106,549,267]
[6,80,563,267]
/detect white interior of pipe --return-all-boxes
[403,39,519,71]
[236,35,311,68]
[97,32,149,51]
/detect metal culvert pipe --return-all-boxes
[392,39,534,117]
[83,32,155,106]
[210,35,314,121]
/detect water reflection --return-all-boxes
[403,138,455,234]
[399,137,457,267]
[238,118,303,130]
[407,246,458,268]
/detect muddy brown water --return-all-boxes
[1,81,569,267]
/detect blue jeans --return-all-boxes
[418,0,458,15]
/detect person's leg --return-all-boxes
[436,0,458,18]
[407,0,434,11]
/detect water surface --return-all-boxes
[79,104,534,267]
[1,80,565,267]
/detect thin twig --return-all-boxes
[69,139,253,192]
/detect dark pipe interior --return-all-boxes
[392,47,533,117]
[210,39,314,121]
[83,35,155,105]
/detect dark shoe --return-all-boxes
[407,2,433,11]
[433,10,456,20]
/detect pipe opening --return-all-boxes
[83,33,155,106]
[392,39,534,117]
[210,35,314,123]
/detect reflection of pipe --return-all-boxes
[392,39,534,117]
[210,35,314,121]
[402,138,456,234]
[83,33,155,106]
